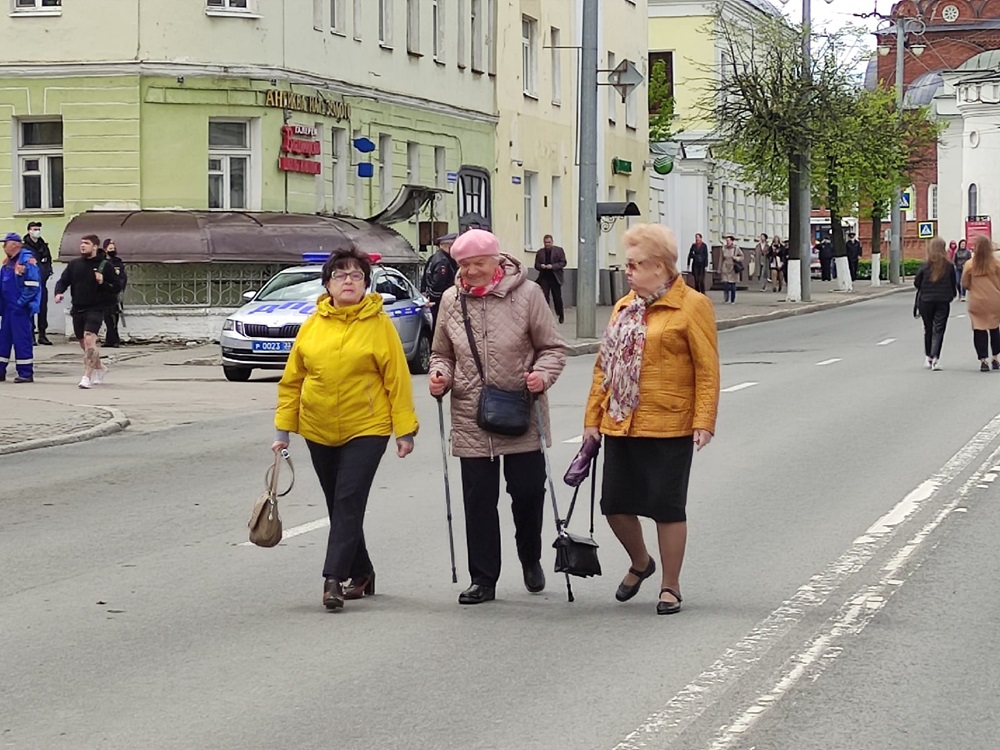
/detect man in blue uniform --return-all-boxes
[0,232,42,383]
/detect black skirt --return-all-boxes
[600,435,694,523]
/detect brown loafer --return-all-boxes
[343,571,375,600]
[323,578,345,610]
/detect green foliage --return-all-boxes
[649,59,680,143]
[857,257,923,280]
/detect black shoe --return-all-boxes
[522,561,545,593]
[37,336,52,345]
[322,578,345,610]
[656,587,682,615]
[993,359,999,371]
[982,361,990,373]
[458,584,496,605]
[13,376,33,384]
[615,557,656,602]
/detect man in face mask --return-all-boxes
[102,239,127,347]
[22,221,52,345]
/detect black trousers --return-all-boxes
[973,328,1000,360]
[848,257,859,281]
[36,279,49,335]
[537,274,564,322]
[919,300,949,359]
[104,298,121,347]
[820,257,832,281]
[306,436,389,581]
[459,451,546,586]
[691,265,707,294]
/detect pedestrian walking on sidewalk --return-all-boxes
[22,221,52,345]
[272,247,418,611]
[687,233,710,294]
[767,237,784,292]
[954,239,971,301]
[534,234,567,324]
[960,235,1000,372]
[428,229,566,606]
[914,237,957,371]
[53,235,119,389]
[583,223,720,615]
[0,233,42,383]
[102,239,127,348]
[720,235,743,304]
[755,233,769,291]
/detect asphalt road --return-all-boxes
[3,294,999,750]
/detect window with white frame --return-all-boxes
[332,127,348,212]
[928,184,938,220]
[208,120,251,210]
[406,142,420,185]
[206,0,250,12]
[551,175,562,239]
[457,0,467,68]
[471,0,484,72]
[379,134,394,207]
[18,120,63,212]
[625,86,637,129]
[313,0,324,30]
[407,0,420,54]
[607,52,617,123]
[434,146,447,188]
[432,0,444,61]
[626,190,637,229]
[551,27,562,104]
[330,0,345,33]
[522,17,538,96]
[523,171,539,251]
[353,0,362,39]
[13,0,61,13]
[485,0,496,75]
[378,0,393,47]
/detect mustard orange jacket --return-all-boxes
[584,277,720,437]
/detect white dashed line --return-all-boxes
[239,517,329,546]
[816,358,842,366]
[563,435,583,444]
[722,382,759,393]
[876,338,896,346]
[957,314,967,319]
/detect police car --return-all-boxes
[220,253,433,382]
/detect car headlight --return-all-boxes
[223,319,235,331]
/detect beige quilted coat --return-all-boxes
[430,255,567,458]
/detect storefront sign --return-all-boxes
[965,216,992,245]
[264,89,351,121]
[279,124,321,175]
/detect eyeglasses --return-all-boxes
[625,259,647,272]
[331,271,365,282]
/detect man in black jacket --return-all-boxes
[53,235,119,389]
[846,232,862,281]
[687,233,710,293]
[421,233,458,330]
[23,221,52,345]
[102,238,127,347]
[534,234,567,323]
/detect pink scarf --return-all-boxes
[460,264,505,297]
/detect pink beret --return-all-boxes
[451,229,500,262]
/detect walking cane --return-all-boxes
[534,399,575,603]
[435,382,458,584]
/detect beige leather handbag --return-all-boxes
[248,449,294,548]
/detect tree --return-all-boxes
[649,59,680,143]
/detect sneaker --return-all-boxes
[92,366,108,385]
[78,376,92,389]
[931,359,942,371]
[993,359,999,371]
[981,361,990,373]
[925,357,933,369]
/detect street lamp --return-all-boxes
[877,16,926,284]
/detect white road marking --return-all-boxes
[564,435,584,444]
[816,358,842,366]
[876,338,896,346]
[722,382,759,393]
[957,314,967,319]
[239,517,329,546]
[612,411,1000,750]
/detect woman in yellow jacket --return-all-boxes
[583,224,720,615]
[272,247,418,610]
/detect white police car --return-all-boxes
[220,254,433,381]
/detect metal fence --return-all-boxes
[121,263,289,307]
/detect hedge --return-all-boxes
[857,258,923,280]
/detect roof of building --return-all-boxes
[903,70,945,107]
[957,49,1000,72]
[863,57,879,91]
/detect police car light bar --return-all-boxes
[301,251,382,264]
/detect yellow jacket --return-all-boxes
[275,293,419,447]
[584,277,719,437]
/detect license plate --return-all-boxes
[251,340,293,353]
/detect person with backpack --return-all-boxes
[913,237,957,371]
[953,238,972,301]
[53,235,119,388]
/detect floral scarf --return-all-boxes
[459,264,505,297]
[601,285,669,423]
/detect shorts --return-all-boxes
[72,310,105,340]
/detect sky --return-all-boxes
[779,0,887,37]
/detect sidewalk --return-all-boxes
[2,279,906,455]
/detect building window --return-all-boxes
[206,0,250,12]
[550,27,562,105]
[378,0,393,47]
[353,0,362,39]
[313,0,324,30]
[330,0,345,33]
[332,127,348,212]
[379,134,393,207]
[13,0,61,13]
[18,120,63,212]
[485,0,496,75]
[407,0,420,54]
[927,184,938,221]
[432,0,444,61]
[523,171,539,251]
[208,120,250,210]
[607,51,617,123]
[551,175,562,241]
[521,17,538,97]
[471,0,484,72]
[625,82,637,129]
[434,146,447,188]
[406,142,420,185]
[626,190,637,229]
[968,183,978,218]
[457,0,467,68]
[457,166,491,230]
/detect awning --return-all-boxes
[57,210,421,265]
[368,185,447,225]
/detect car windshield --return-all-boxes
[255,272,325,301]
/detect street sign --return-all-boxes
[899,192,911,210]
[608,59,644,102]
[965,216,992,246]
[918,221,934,239]
[446,171,458,183]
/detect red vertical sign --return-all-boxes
[965,218,992,246]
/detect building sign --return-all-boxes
[612,157,633,175]
[965,216,992,246]
[279,124,321,175]
[264,89,351,121]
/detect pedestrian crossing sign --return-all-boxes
[918,221,934,239]
[900,193,911,209]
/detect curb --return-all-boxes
[564,285,909,356]
[0,405,130,456]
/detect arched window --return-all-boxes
[969,183,978,218]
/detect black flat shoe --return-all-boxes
[343,571,375,600]
[37,337,52,346]
[656,587,682,615]
[323,578,345,610]
[13,376,33,384]
[458,584,496,605]
[522,561,545,593]
[615,557,656,602]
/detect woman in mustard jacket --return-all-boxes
[272,247,418,610]
[583,224,720,615]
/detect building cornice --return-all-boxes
[0,60,499,125]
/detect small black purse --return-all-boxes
[461,294,532,437]
[553,450,602,579]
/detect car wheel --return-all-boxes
[409,330,432,375]
[223,366,252,382]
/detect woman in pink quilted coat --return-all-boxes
[429,229,566,605]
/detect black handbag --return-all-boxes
[553,452,602,579]
[460,294,532,437]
